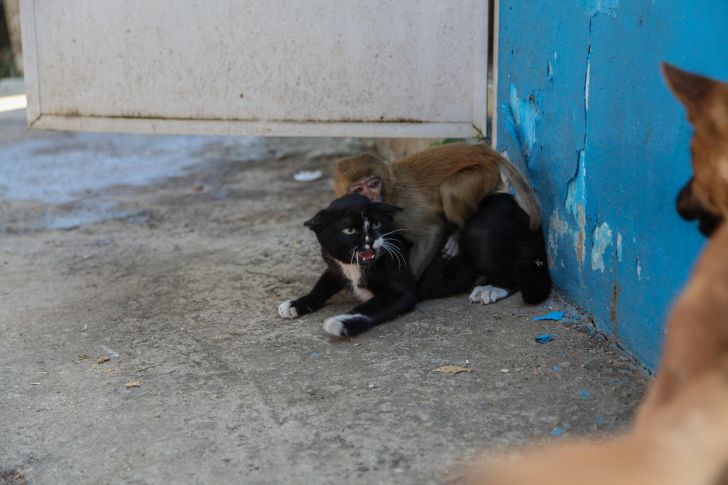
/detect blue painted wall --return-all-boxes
[496,0,728,370]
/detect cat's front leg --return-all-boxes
[278,270,344,319]
[323,289,416,337]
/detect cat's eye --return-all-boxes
[342,227,357,235]
[372,222,382,230]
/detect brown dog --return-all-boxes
[464,64,728,485]
[669,64,728,237]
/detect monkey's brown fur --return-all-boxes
[334,143,541,278]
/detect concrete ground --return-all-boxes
[0,105,649,484]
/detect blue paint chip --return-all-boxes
[550,426,566,437]
[533,311,565,321]
[578,389,591,400]
[309,352,321,358]
[535,334,556,344]
[552,365,561,372]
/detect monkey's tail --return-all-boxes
[493,152,542,231]
[517,255,552,304]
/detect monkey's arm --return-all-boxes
[438,165,504,259]
[277,270,344,319]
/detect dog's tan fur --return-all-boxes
[334,143,541,278]
[464,64,728,485]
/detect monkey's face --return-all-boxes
[347,176,383,202]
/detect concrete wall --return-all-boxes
[496,0,728,370]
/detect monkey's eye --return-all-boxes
[372,221,382,230]
[342,227,358,235]
[351,185,364,193]
[368,179,380,189]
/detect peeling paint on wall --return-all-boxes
[582,0,619,17]
[548,210,570,268]
[503,84,540,160]
[637,258,642,280]
[617,232,623,262]
[591,222,613,272]
[566,150,587,269]
[584,59,591,112]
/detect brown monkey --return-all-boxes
[333,143,541,278]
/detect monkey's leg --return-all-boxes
[409,223,449,279]
[439,166,503,259]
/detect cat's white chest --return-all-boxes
[336,261,374,302]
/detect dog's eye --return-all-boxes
[342,227,357,235]
[372,222,382,230]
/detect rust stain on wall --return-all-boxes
[610,280,620,335]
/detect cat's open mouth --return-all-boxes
[357,248,376,263]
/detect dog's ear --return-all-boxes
[662,63,714,117]
[303,209,327,230]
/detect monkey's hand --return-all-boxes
[442,232,460,259]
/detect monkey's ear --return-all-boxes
[303,210,327,230]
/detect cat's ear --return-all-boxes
[662,63,714,116]
[303,209,327,230]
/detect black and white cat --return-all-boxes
[417,193,552,304]
[277,194,416,337]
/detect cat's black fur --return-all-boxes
[417,193,552,304]
[277,194,416,337]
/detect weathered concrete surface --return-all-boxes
[0,109,648,484]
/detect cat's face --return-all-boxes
[663,63,728,236]
[304,194,402,266]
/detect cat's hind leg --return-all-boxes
[468,285,515,305]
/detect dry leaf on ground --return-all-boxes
[433,365,471,375]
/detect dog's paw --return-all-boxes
[323,313,370,337]
[277,300,299,319]
[468,285,510,305]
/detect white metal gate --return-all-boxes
[20,0,488,138]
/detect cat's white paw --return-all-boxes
[277,300,298,319]
[323,313,367,337]
[323,315,349,337]
[468,285,510,305]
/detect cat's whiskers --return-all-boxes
[379,228,408,237]
[382,240,406,270]
[381,244,402,271]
